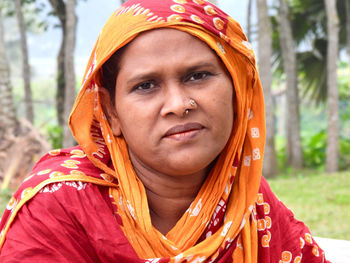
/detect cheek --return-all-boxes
[213,81,234,112]
[119,111,144,136]
[214,84,234,136]
[116,103,155,144]
[221,104,234,137]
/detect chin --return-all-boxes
[161,159,214,177]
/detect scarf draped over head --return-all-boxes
[69,0,265,262]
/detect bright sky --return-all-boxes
[27,0,250,79]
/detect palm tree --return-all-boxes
[269,0,327,103]
[63,0,77,148]
[14,0,34,124]
[0,0,50,190]
[346,0,350,60]
[257,0,278,177]
[48,0,66,128]
[247,0,253,41]
[278,0,348,104]
[0,2,17,135]
[324,0,339,172]
[278,0,303,169]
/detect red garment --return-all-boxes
[0,147,328,262]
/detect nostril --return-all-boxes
[160,91,189,117]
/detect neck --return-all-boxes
[130,155,209,235]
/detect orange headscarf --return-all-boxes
[69,0,265,262]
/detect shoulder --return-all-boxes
[30,145,110,182]
[0,181,118,262]
[0,167,137,262]
[13,145,116,197]
[2,145,116,218]
[256,177,306,230]
[256,177,329,262]
[0,146,117,249]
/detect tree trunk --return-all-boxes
[324,0,339,173]
[247,0,252,41]
[0,4,17,135]
[256,0,278,177]
[346,0,350,62]
[14,0,34,124]
[48,0,66,127]
[56,28,66,127]
[0,3,50,190]
[278,0,303,169]
[63,0,77,148]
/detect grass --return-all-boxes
[0,170,349,241]
[0,189,12,215]
[267,170,350,240]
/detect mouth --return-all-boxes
[164,122,204,140]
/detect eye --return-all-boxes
[133,81,156,92]
[187,72,211,82]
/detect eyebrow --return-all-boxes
[183,62,217,74]
[125,61,217,85]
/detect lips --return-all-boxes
[164,122,203,138]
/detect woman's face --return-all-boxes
[109,28,234,177]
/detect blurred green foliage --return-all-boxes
[0,189,12,215]
[277,125,350,172]
[268,171,350,240]
[302,130,326,169]
[45,124,63,149]
[275,62,350,172]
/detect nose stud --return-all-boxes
[189,99,196,107]
[183,98,197,116]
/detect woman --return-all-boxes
[0,0,328,262]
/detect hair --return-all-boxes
[102,45,127,105]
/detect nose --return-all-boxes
[160,82,188,117]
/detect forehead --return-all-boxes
[118,28,220,67]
